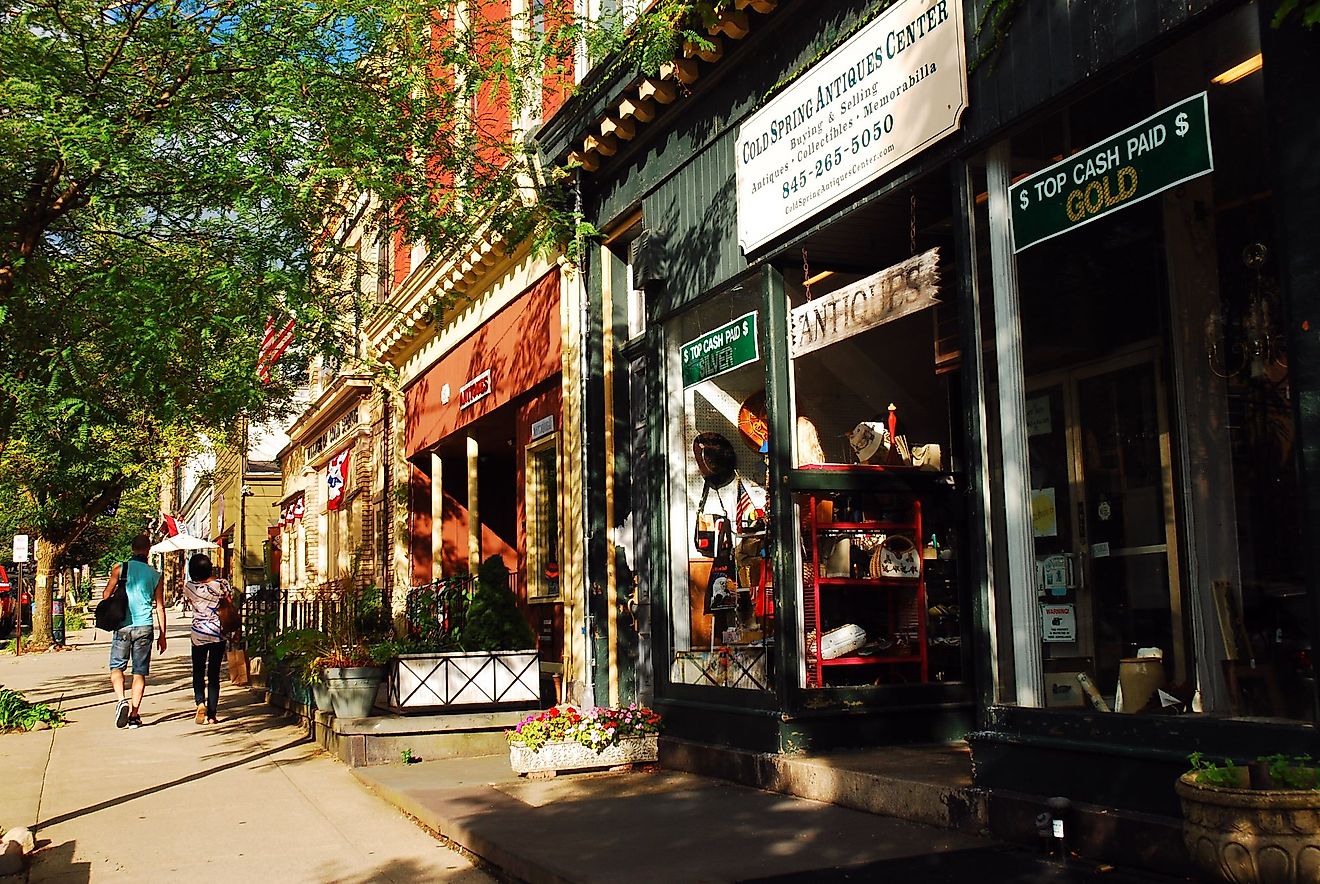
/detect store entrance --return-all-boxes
[1027,346,1185,707]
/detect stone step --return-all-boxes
[661,737,988,835]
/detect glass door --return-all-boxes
[1028,349,1184,708]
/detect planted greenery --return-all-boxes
[1188,752,1320,790]
[0,687,65,732]
[461,557,536,652]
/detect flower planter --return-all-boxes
[1176,772,1320,883]
[310,681,334,712]
[325,666,385,719]
[387,651,538,711]
[509,734,658,775]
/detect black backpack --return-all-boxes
[94,561,129,632]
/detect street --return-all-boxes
[0,614,491,883]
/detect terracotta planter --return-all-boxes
[1176,771,1320,883]
[509,734,658,775]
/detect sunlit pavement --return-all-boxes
[0,613,491,883]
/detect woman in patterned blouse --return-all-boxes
[183,553,231,724]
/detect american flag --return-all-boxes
[160,512,181,537]
[256,314,296,384]
[736,478,762,532]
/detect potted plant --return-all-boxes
[315,577,391,719]
[506,704,661,775]
[386,557,540,711]
[270,628,332,710]
[1176,752,1320,883]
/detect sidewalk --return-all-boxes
[352,748,1189,883]
[0,614,490,883]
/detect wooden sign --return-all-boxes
[789,248,941,358]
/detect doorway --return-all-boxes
[1027,345,1185,704]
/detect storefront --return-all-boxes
[540,0,1320,861]
[403,267,567,699]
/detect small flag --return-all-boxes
[160,512,181,537]
[278,504,289,527]
[735,478,763,533]
[256,314,296,384]
[292,496,305,520]
[326,448,351,511]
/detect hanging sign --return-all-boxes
[1010,92,1213,252]
[789,248,940,358]
[681,311,760,388]
[735,0,967,253]
[459,369,493,410]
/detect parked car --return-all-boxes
[0,566,13,638]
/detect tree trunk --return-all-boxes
[30,538,67,650]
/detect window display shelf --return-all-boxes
[816,576,921,587]
[821,655,923,666]
[803,492,929,688]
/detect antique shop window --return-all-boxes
[664,285,774,693]
[987,7,1311,718]
[526,434,561,599]
[787,176,966,690]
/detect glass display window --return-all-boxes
[663,287,775,693]
[985,5,1312,719]
[783,175,968,692]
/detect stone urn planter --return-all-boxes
[310,680,334,713]
[1176,771,1320,883]
[509,734,658,776]
[324,666,385,719]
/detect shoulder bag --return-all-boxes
[216,584,241,637]
[94,561,130,632]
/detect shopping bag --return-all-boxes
[227,646,250,686]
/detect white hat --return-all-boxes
[848,422,890,464]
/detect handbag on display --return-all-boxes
[692,482,729,557]
[871,535,922,579]
[704,519,737,613]
[94,561,129,632]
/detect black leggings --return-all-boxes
[191,641,224,718]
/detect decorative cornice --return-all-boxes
[563,0,779,175]
[286,374,372,445]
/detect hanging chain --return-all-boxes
[802,247,814,301]
[909,191,918,257]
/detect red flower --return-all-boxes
[549,707,560,718]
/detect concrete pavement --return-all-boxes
[0,613,491,883]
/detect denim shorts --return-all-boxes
[109,626,154,676]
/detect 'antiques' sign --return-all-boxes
[1010,92,1213,252]
[735,0,967,253]
[459,369,493,410]
[681,311,760,388]
[790,248,940,358]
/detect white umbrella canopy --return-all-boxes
[149,533,220,554]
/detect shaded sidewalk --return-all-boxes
[353,754,1189,883]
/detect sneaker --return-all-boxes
[195,704,206,725]
[127,715,142,729]
[114,699,130,729]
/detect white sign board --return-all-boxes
[12,534,28,563]
[1042,604,1077,643]
[735,0,967,253]
[789,249,940,358]
[530,415,555,441]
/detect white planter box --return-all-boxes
[509,734,659,775]
[387,651,539,710]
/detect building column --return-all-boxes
[987,140,1043,707]
[430,452,444,579]
[467,435,481,572]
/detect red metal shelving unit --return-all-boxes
[803,493,928,687]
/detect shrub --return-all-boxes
[0,688,65,732]
[461,556,535,651]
